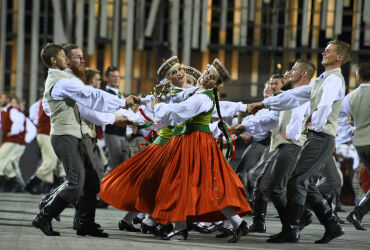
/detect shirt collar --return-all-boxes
[319,68,341,79]
[106,85,119,95]
[359,83,370,87]
[3,103,12,112]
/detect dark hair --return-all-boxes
[271,74,283,80]
[328,40,352,65]
[270,74,283,85]
[11,95,21,105]
[62,44,80,59]
[105,66,119,77]
[85,67,100,84]
[40,43,64,67]
[296,59,316,80]
[357,63,370,82]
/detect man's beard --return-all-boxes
[70,64,86,83]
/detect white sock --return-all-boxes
[174,221,187,233]
[136,213,145,219]
[221,207,243,229]
[123,211,139,224]
[142,215,157,226]
[215,220,224,225]
[223,220,233,230]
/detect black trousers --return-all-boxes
[261,143,301,208]
[236,140,269,188]
[316,156,342,197]
[50,135,100,223]
[354,145,370,213]
[287,131,335,206]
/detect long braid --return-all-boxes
[213,87,234,162]
[213,87,223,122]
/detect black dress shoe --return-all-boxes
[133,216,143,225]
[4,177,24,193]
[347,210,366,231]
[156,223,173,236]
[215,229,233,238]
[118,219,141,232]
[268,231,283,239]
[32,214,60,236]
[73,218,101,230]
[315,221,344,244]
[161,230,188,241]
[77,224,109,238]
[228,220,247,243]
[141,223,163,236]
[266,227,300,243]
[248,222,266,233]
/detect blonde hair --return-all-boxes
[328,40,352,65]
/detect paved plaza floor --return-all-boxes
[0,192,369,250]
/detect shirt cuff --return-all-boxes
[239,103,247,112]
[107,114,116,125]
[120,99,126,109]
[262,100,270,108]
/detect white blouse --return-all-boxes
[154,90,214,129]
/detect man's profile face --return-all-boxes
[55,50,68,70]
[321,44,339,67]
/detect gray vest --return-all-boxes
[349,84,370,146]
[64,70,97,139]
[44,70,82,139]
[303,69,345,137]
[270,109,306,152]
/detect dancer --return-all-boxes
[339,63,370,231]
[32,43,130,237]
[150,58,251,243]
[99,56,196,235]
[248,40,350,243]
[231,59,315,238]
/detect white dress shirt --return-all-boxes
[9,108,26,135]
[43,96,115,126]
[263,68,345,132]
[242,102,309,142]
[49,68,126,113]
[29,99,41,125]
[25,117,37,143]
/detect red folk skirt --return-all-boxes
[150,131,251,224]
[99,136,182,212]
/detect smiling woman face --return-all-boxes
[198,68,221,89]
[167,65,185,87]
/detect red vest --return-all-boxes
[96,126,104,140]
[37,100,51,135]
[1,105,26,145]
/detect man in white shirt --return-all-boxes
[247,40,351,244]
[32,43,130,238]
[338,63,370,231]
[102,66,131,173]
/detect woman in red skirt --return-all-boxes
[150,58,251,243]
[99,56,196,233]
